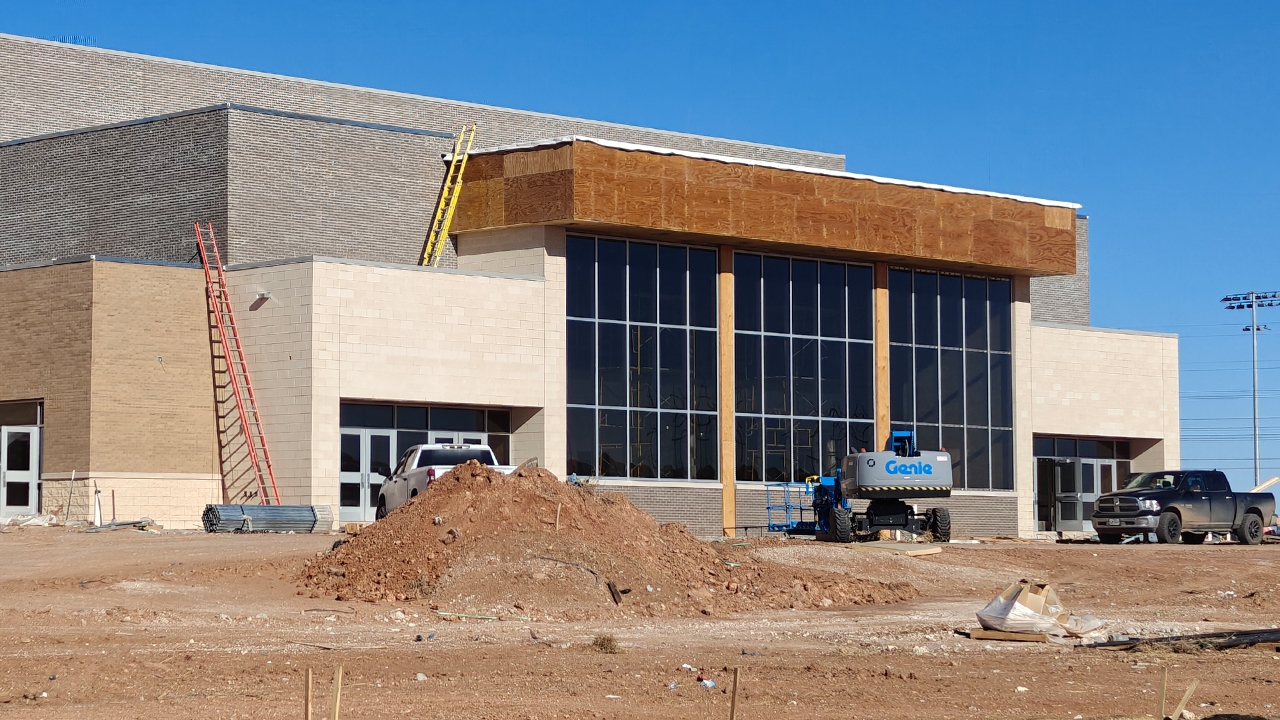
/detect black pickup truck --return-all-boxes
[1091,470,1275,544]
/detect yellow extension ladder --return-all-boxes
[420,123,478,266]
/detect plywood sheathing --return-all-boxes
[452,140,1077,276]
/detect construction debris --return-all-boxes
[976,581,1106,641]
[203,504,332,533]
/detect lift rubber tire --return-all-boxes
[830,507,852,543]
[1155,512,1182,544]
[1098,533,1123,544]
[929,507,952,542]
[1181,531,1207,545]
[1236,513,1264,545]
[375,497,388,521]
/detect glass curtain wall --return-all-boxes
[734,254,875,482]
[565,236,719,480]
[888,270,1014,490]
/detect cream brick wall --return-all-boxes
[227,255,560,520]
[1012,277,1036,535]
[42,474,221,530]
[1030,322,1180,470]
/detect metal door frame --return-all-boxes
[1054,458,1085,532]
[338,429,396,523]
[1,426,41,518]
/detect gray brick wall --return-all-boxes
[0,34,844,172]
[227,110,444,265]
[598,484,723,537]
[1030,215,1090,325]
[0,110,227,266]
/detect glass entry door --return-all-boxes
[1,426,39,517]
[339,429,394,523]
[1054,459,1085,532]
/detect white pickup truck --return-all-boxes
[375,444,515,519]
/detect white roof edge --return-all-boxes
[0,33,843,164]
[465,136,1083,209]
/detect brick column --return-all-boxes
[873,262,890,452]
[718,246,736,537]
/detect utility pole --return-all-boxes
[1222,291,1278,487]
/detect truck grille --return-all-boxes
[1096,497,1138,514]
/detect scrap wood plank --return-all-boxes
[845,541,942,557]
[969,629,1053,643]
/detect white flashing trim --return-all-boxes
[463,136,1082,209]
[0,33,843,164]
[589,478,724,490]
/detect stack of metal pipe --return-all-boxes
[202,504,332,533]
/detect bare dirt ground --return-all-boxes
[2,527,1279,719]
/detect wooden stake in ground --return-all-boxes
[555,503,562,531]
[329,665,344,720]
[729,666,741,720]
[1170,679,1198,720]
[1159,666,1168,719]
[304,667,312,720]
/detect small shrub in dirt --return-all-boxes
[591,634,620,654]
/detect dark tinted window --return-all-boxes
[417,447,497,467]
[340,434,360,472]
[597,240,627,321]
[819,263,845,338]
[762,256,790,334]
[630,325,657,408]
[792,338,818,416]
[659,328,687,410]
[791,260,818,336]
[938,275,963,347]
[630,410,658,478]
[888,270,913,344]
[340,404,394,428]
[988,279,1012,352]
[598,323,627,407]
[964,278,987,350]
[566,235,595,318]
[734,253,761,331]
[914,272,938,346]
[889,344,913,422]
[658,245,687,325]
[1033,437,1055,457]
[568,321,596,405]
[396,406,427,430]
[735,333,762,414]
[629,243,657,323]
[431,408,485,432]
[566,407,595,475]
[688,249,718,328]
[847,265,873,340]
[1206,472,1230,492]
[690,330,717,412]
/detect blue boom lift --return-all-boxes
[765,431,953,542]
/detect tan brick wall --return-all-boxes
[88,261,220,476]
[0,262,94,475]
[1030,323,1180,468]
[1013,277,1036,535]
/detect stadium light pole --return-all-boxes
[1221,291,1279,487]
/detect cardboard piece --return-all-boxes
[976,581,1106,639]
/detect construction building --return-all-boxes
[0,34,1179,536]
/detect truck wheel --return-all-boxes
[1236,513,1264,545]
[929,507,952,542]
[1155,512,1182,544]
[830,507,852,543]
[375,497,388,520]
[1098,533,1122,544]
[1181,532,1206,545]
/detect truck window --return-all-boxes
[1206,473,1230,492]
[394,448,416,476]
[417,448,498,468]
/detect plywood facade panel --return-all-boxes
[452,139,1077,276]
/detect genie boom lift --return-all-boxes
[765,431,952,542]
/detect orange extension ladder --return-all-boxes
[195,222,282,506]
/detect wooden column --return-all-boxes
[718,245,736,537]
[873,262,890,452]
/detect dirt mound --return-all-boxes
[300,460,917,619]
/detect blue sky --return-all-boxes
[5,1,1280,486]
